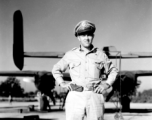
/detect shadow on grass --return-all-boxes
[0,118,58,120]
[105,108,152,113]
[0,115,58,120]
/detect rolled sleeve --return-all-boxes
[103,54,118,86]
[106,70,118,86]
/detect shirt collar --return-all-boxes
[78,45,97,53]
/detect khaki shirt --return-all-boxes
[52,47,118,87]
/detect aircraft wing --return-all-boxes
[0,71,37,77]
[24,52,65,58]
[0,70,151,79]
[119,70,152,76]
[24,51,152,59]
[125,70,152,77]
[0,70,71,81]
[108,52,152,59]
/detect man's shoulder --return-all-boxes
[67,47,79,52]
[94,48,107,58]
[65,47,79,55]
[95,48,105,53]
[71,47,79,51]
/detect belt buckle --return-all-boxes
[89,86,94,91]
[85,84,94,91]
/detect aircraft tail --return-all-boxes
[13,10,24,70]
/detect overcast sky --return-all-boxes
[0,0,152,91]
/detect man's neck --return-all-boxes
[80,44,94,52]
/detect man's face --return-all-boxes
[78,33,94,48]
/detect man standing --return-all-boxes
[52,20,118,120]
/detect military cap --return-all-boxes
[74,20,96,37]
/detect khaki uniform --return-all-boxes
[52,46,118,120]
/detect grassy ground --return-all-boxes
[0,102,152,120]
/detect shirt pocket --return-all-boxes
[69,61,81,77]
[88,59,104,78]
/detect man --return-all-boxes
[52,20,118,120]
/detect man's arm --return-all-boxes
[52,53,69,84]
[103,53,118,86]
[52,53,72,90]
[94,53,118,94]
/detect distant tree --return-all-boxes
[0,77,24,97]
[142,89,152,96]
[132,89,152,103]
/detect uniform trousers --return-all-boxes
[65,91,105,120]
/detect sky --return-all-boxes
[0,0,152,92]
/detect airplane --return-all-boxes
[0,10,152,113]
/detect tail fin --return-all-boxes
[13,10,24,70]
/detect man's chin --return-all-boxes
[85,44,91,48]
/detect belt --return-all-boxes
[70,83,95,92]
[69,83,111,98]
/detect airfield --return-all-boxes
[0,101,152,120]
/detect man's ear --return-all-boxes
[77,36,81,42]
[92,34,95,38]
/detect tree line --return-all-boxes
[132,89,152,103]
[0,76,36,98]
[0,76,152,103]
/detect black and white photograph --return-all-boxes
[0,0,152,120]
